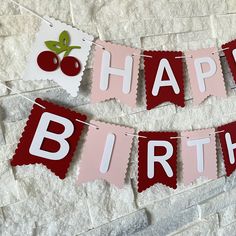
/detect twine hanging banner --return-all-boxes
[5,2,236,192]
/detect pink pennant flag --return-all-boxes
[185,47,226,105]
[90,40,141,107]
[181,128,217,185]
[78,120,134,188]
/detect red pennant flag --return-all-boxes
[138,131,178,192]
[222,40,236,83]
[143,51,185,110]
[11,98,87,179]
[217,122,236,176]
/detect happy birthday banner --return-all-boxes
[23,17,233,109]
[9,97,236,192]
[8,16,236,192]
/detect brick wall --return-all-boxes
[0,0,236,235]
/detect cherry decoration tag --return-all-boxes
[11,98,87,179]
[23,16,94,97]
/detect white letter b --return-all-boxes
[29,112,74,160]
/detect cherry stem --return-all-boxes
[63,46,81,57]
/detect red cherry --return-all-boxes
[60,56,81,76]
[37,51,59,72]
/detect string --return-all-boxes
[170,130,225,139]
[125,133,147,138]
[212,47,229,54]
[0,82,46,109]
[133,53,152,58]
[82,38,104,49]
[9,0,53,27]
[75,119,99,129]
[175,48,229,59]
[73,122,148,139]
[82,39,153,58]
[124,129,226,140]
[175,55,193,59]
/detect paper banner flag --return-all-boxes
[78,121,134,188]
[217,122,236,176]
[11,98,87,179]
[138,131,178,192]
[185,47,226,105]
[90,40,140,107]
[23,16,93,97]
[143,51,185,110]
[222,39,236,83]
[181,128,217,185]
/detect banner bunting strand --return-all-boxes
[4,4,236,191]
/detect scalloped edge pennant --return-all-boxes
[78,120,134,188]
[10,98,87,179]
[23,16,94,97]
[90,40,140,107]
[138,131,178,192]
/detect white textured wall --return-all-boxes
[1,0,236,235]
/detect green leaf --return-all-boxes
[44,41,65,54]
[59,31,70,47]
